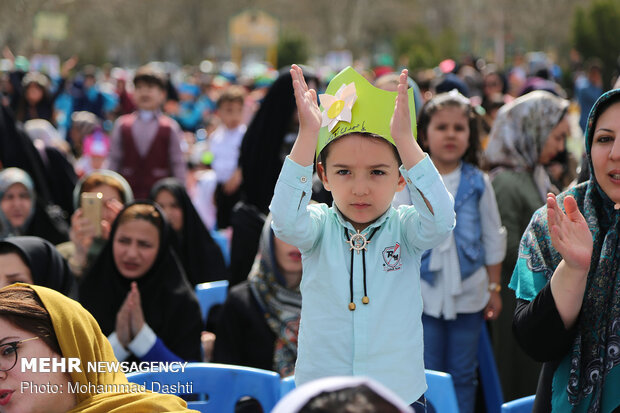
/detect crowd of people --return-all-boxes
[1,47,619,413]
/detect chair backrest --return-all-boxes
[195,280,229,322]
[424,369,459,413]
[126,362,281,413]
[478,323,504,413]
[280,375,296,398]
[501,395,535,413]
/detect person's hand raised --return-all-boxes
[290,64,321,136]
[390,69,414,143]
[547,193,593,272]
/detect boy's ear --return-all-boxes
[317,162,331,191]
[396,172,406,192]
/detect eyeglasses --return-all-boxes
[0,337,43,372]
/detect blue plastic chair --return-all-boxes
[280,375,296,397]
[210,230,231,266]
[195,280,229,322]
[478,324,504,413]
[126,362,281,413]
[501,395,535,413]
[425,369,460,413]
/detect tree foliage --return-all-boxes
[573,0,620,86]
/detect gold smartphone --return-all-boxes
[81,192,103,237]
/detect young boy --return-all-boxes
[108,65,186,198]
[270,65,455,409]
[209,85,247,228]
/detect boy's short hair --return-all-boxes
[133,65,166,90]
[216,85,246,108]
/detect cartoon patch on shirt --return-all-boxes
[382,243,402,272]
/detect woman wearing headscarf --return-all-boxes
[213,214,302,377]
[0,167,69,244]
[58,169,133,276]
[510,89,620,413]
[150,178,227,286]
[79,201,202,363]
[230,67,318,286]
[484,90,570,400]
[0,283,197,412]
[0,236,76,297]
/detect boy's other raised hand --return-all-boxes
[291,64,321,136]
[390,69,414,143]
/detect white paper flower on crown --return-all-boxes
[319,82,357,132]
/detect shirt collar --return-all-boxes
[332,203,393,235]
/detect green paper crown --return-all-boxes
[317,66,416,159]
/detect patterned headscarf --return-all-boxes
[248,214,302,377]
[510,89,620,412]
[485,90,569,202]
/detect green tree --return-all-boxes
[573,0,620,87]
[277,32,309,70]
[394,25,459,70]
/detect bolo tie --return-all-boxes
[344,227,379,311]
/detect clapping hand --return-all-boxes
[547,193,593,272]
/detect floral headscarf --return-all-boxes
[485,90,569,201]
[510,89,620,412]
[248,214,302,377]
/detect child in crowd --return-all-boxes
[74,129,110,177]
[416,91,506,413]
[270,65,455,411]
[107,65,187,198]
[210,85,247,229]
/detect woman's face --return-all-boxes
[154,190,183,232]
[0,183,32,228]
[539,116,569,165]
[0,318,76,413]
[0,253,33,289]
[590,101,620,204]
[90,184,123,224]
[113,219,160,279]
[273,235,302,288]
[25,83,44,105]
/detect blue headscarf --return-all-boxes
[510,89,620,412]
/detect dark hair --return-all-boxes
[417,92,481,168]
[298,384,401,413]
[318,133,402,167]
[217,85,246,108]
[116,203,163,230]
[133,65,166,90]
[0,286,62,355]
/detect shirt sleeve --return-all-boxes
[107,332,130,361]
[513,283,578,362]
[128,323,184,362]
[398,155,455,253]
[168,118,187,181]
[480,173,507,265]
[269,156,325,252]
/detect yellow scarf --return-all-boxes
[25,284,197,413]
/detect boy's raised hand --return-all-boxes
[389,69,425,170]
[390,69,414,143]
[291,64,321,136]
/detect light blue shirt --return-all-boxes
[270,155,455,404]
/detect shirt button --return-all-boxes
[407,178,412,184]
[300,176,307,183]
